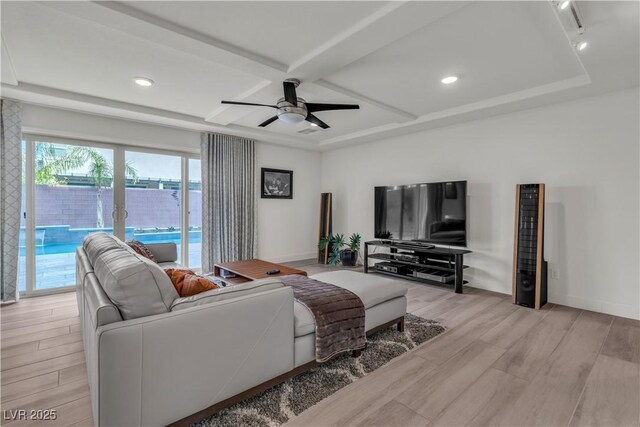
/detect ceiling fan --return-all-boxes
[221,78,359,129]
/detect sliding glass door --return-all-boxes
[20,138,115,293]
[188,158,202,269]
[20,136,200,296]
[123,150,183,264]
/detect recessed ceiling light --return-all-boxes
[559,0,570,10]
[577,41,588,51]
[134,77,154,87]
[441,76,458,84]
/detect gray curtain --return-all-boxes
[201,132,256,271]
[1,99,22,303]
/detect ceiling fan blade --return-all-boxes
[283,81,298,106]
[258,116,279,127]
[221,101,277,108]
[305,113,330,129]
[306,103,360,113]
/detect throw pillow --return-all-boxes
[165,268,220,297]
[126,240,158,263]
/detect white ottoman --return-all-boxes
[311,270,409,331]
[292,270,408,366]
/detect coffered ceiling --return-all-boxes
[1,1,638,151]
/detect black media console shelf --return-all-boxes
[364,240,472,293]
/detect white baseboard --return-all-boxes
[548,292,640,320]
[464,283,639,320]
[262,252,317,264]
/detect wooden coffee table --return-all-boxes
[213,259,307,286]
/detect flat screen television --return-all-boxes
[374,180,467,246]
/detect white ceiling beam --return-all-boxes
[285,1,471,121]
[315,79,417,121]
[38,1,452,124]
[39,1,288,82]
[204,80,273,125]
[1,35,18,86]
[318,74,591,149]
[15,0,598,151]
[288,1,470,82]
[38,1,292,124]
[3,82,318,150]
[35,0,458,126]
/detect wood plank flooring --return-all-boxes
[1,260,638,427]
[1,294,91,427]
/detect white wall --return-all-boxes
[321,88,640,320]
[21,104,321,263]
[256,144,321,262]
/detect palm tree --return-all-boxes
[35,143,138,228]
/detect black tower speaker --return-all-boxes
[513,184,548,309]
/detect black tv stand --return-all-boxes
[408,241,435,249]
[364,240,472,293]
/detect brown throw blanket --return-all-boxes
[279,275,366,363]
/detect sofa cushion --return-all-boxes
[159,262,186,270]
[165,268,220,297]
[83,232,179,320]
[170,278,284,311]
[294,301,315,337]
[83,232,122,261]
[145,242,178,263]
[84,272,123,327]
[126,240,158,263]
[309,270,408,309]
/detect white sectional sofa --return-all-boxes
[76,233,407,426]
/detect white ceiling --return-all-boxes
[1,1,638,151]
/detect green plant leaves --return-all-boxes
[318,232,362,265]
[349,233,361,252]
[328,250,341,265]
[318,236,331,250]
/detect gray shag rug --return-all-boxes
[193,314,445,427]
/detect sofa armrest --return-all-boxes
[145,242,177,263]
[92,286,294,427]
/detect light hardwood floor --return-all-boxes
[1,260,638,427]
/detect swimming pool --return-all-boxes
[20,231,202,256]
[18,232,202,291]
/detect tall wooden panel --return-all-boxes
[317,193,332,264]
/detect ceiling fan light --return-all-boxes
[577,41,588,51]
[441,76,458,84]
[278,112,305,124]
[310,123,319,127]
[134,77,154,87]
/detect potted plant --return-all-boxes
[318,233,361,267]
[341,233,361,266]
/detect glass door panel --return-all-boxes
[33,141,114,290]
[188,158,202,269]
[124,151,182,263]
[19,141,27,292]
